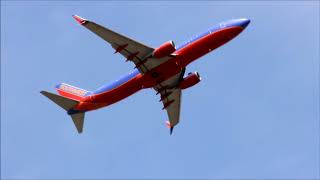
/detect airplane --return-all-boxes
[41,15,250,134]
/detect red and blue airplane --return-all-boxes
[41,15,250,134]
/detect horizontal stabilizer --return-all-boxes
[41,91,79,110]
[41,91,85,133]
[71,112,85,133]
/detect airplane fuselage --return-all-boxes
[72,19,249,112]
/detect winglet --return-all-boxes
[72,15,87,25]
[170,126,174,135]
[166,121,174,135]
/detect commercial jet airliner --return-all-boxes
[41,15,250,134]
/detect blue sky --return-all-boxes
[1,1,319,179]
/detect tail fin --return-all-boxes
[55,83,91,101]
[41,91,85,133]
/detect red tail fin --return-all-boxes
[55,83,90,101]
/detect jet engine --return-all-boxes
[153,40,176,58]
[179,72,201,90]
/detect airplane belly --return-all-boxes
[176,26,244,66]
[141,59,183,88]
[208,26,243,50]
[75,75,144,111]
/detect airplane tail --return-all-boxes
[40,91,85,133]
[55,83,91,101]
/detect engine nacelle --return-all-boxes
[179,72,201,90]
[153,40,176,58]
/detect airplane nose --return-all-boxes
[239,18,250,28]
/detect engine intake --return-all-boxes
[153,40,176,58]
[179,72,201,90]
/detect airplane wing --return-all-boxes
[160,88,182,134]
[73,15,171,74]
[156,69,185,134]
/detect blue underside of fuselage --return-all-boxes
[89,18,249,95]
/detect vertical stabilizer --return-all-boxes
[55,83,91,101]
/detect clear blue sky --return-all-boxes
[1,1,319,179]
